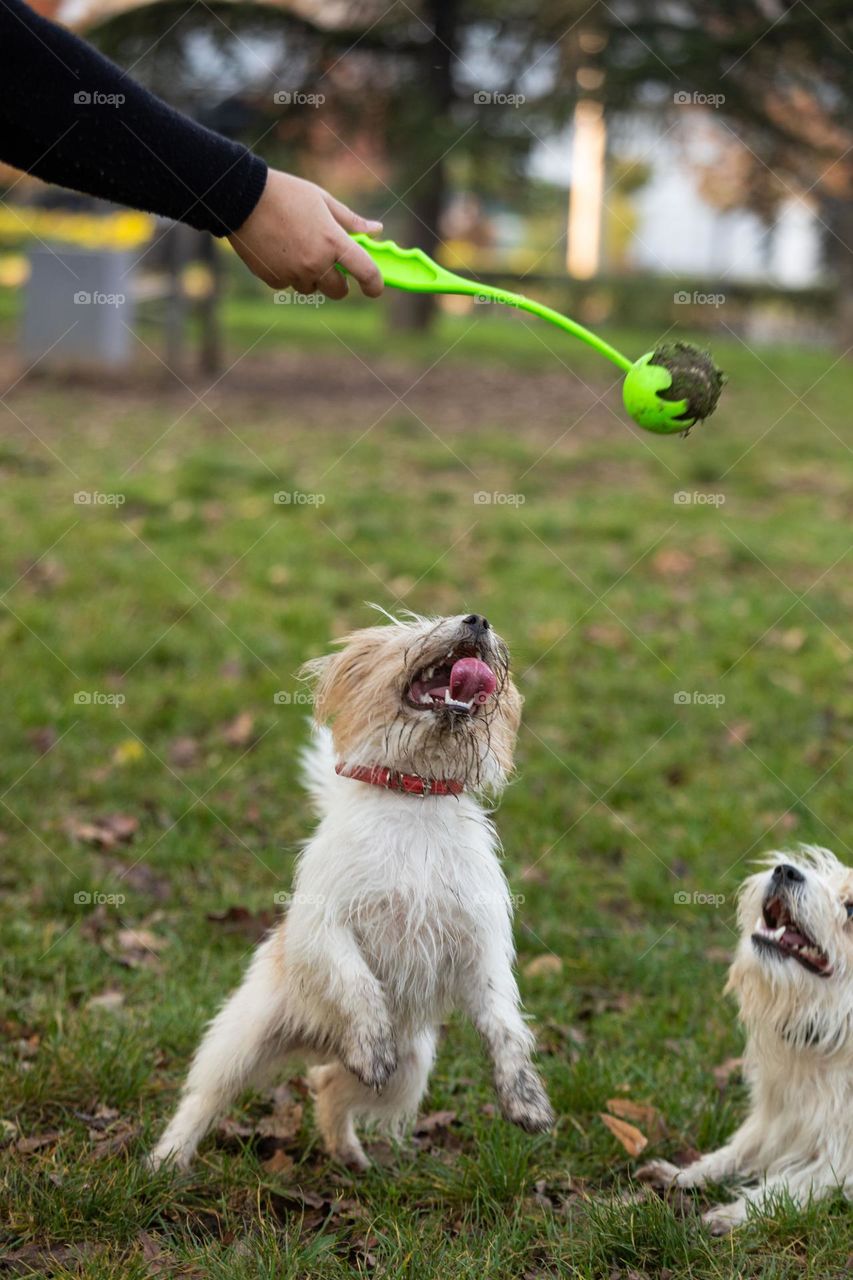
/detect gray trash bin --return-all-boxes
[22,247,137,368]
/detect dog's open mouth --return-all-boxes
[752,894,831,976]
[406,649,497,715]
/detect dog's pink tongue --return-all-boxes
[449,657,497,705]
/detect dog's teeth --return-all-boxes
[420,693,432,705]
[772,925,786,941]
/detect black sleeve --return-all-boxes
[0,0,268,236]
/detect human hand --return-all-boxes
[228,170,384,299]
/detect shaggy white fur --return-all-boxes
[640,846,853,1233]
[149,612,553,1171]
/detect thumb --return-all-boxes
[324,193,383,236]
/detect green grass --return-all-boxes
[1,289,851,1277]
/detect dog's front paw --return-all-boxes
[496,1065,555,1134]
[341,1025,398,1091]
[702,1200,747,1235]
[144,1142,192,1174]
[636,1159,682,1190]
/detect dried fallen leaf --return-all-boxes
[600,1113,648,1156]
[605,1098,666,1142]
[117,927,167,954]
[414,1110,457,1136]
[16,1130,62,1153]
[27,725,57,755]
[64,812,138,849]
[262,1149,295,1175]
[652,548,694,578]
[724,720,753,747]
[168,735,200,767]
[712,1057,744,1090]
[206,905,275,943]
[523,954,563,978]
[256,1100,303,1142]
[222,711,255,748]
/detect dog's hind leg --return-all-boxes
[308,1026,437,1169]
[148,935,296,1170]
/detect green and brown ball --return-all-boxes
[623,341,725,435]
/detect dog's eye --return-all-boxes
[846,902,853,920]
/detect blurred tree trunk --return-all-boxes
[389,0,458,333]
[822,196,853,353]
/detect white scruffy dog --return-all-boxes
[149,611,553,1171]
[640,846,853,1233]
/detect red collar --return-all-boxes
[335,762,464,797]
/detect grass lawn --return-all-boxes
[1,289,851,1278]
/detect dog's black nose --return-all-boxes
[463,613,490,635]
[771,864,805,887]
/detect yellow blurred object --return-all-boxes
[181,263,215,299]
[0,254,29,287]
[0,207,153,250]
[113,739,145,766]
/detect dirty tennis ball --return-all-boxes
[651,341,725,426]
[622,341,725,434]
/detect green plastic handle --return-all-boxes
[344,234,698,434]
[351,233,633,373]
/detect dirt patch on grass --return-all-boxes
[0,345,626,439]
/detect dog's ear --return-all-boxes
[299,630,380,729]
[299,652,341,724]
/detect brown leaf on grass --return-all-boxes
[206,905,275,942]
[414,1110,457,1136]
[704,946,733,964]
[724,720,753,747]
[108,926,167,970]
[256,1100,303,1142]
[136,1230,203,1279]
[117,927,167,953]
[713,1057,744,1090]
[261,1149,295,1175]
[523,954,563,978]
[104,859,171,903]
[222,711,255,748]
[64,812,138,849]
[168,735,200,768]
[16,1130,63,1153]
[1,1243,101,1275]
[605,1098,667,1142]
[26,725,57,755]
[652,548,695,578]
[599,1113,648,1156]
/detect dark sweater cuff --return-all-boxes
[185,150,269,237]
